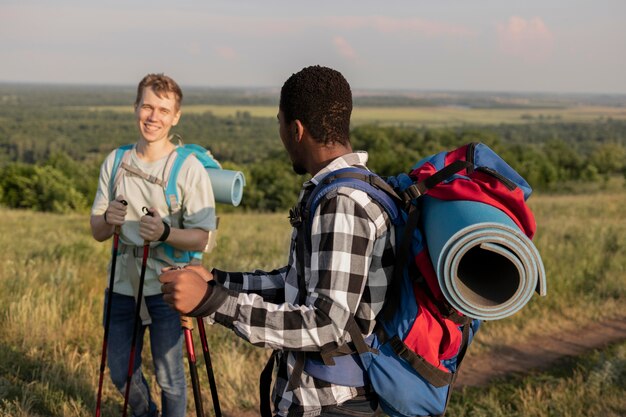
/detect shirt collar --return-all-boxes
[305,151,370,188]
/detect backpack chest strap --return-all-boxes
[119,162,166,187]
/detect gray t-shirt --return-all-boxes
[91,146,216,296]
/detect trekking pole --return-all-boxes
[96,200,127,417]
[196,317,222,417]
[121,207,152,417]
[182,316,205,417]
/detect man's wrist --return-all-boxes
[158,221,171,242]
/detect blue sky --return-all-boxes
[1,0,625,93]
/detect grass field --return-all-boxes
[0,187,625,416]
[83,104,626,126]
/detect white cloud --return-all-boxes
[497,16,555,62]
[333,36,359,60]
[328,16,475,37]
[215,46,239,61]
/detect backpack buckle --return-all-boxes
[403,182,427,200]
[288,205,303,227]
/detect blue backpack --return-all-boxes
[109,143,222,263]
[290,142,543,417]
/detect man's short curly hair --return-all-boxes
[135,73,183,110]
[280,66,352,146]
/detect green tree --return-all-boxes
[589,143,626,176]
[0,163,87,213]
[243,157,303,211]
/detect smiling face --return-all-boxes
[134,87,181,144]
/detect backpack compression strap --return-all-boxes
[402,159,473,200]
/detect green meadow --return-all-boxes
[83,104,626,126]
[0,185,624,416]
[1,87,625,416]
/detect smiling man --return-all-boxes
[90,73,216,417]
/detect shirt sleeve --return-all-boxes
[178,156,217,231]
[213,266,289,303]
[91,150,116,216]
[197,192,380,352]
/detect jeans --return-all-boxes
[105,291,187,417]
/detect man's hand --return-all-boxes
[104,196,127,226]
[160,267,214,314]
[139,207,164,241]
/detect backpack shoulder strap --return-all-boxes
[164,146,193,213]
[305,167,402,234]
[183,143,222,169]
[109,144,134,199]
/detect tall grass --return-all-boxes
[0,188,624,416]
[470,189,626,352]
[448,340,626,417]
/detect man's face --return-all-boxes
[278,110,307,175]
[135,88,181,143]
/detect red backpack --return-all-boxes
[296,142,545,417]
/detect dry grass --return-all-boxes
[0,187,624,415]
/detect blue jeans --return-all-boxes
[104,291,187,417]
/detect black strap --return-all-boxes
[286,315,372,393]
[260,351,277,417]
[440,324,472,417]
[388,336,454,388]
[403,160,473,200]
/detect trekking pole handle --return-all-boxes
[181,315,194,330]
[142,206,153,245]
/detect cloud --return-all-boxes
[333,36,359,60]
[330,16,475,37]
[497,16,555,62]
[215,46,239,61]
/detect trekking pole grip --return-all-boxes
[181,315,194,330]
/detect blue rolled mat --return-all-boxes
[421,197,546,320]
[207,169,246,206]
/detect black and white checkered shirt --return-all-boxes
[201,152,395,416]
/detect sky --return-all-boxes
[1,0,625,94]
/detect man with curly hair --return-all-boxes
[161,66,395,416]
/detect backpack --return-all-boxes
[109,143,244,264]
[296,142,545,417]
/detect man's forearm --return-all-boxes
[162,227,209,252]
[90,214,115,242]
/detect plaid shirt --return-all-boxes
[200,152,395,416]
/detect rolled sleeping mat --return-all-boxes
[207,169,246,206]
[421,197,546,320]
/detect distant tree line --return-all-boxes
[1,92,625,213]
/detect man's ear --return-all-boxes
[293,120,304,143]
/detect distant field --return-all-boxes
[83,104,626,126]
